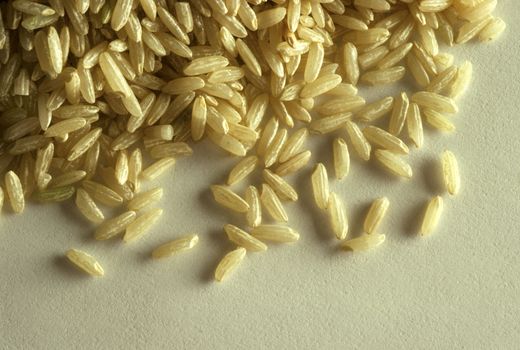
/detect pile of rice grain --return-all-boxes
[0,0,505,281]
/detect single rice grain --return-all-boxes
[152,234,199,259]
[419,196,443,236]
[66,249,104,277]
[341,233,386,251]
[214,247,246,282]
[441,150,460,195]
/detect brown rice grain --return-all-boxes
[441,150,461,195]
[374,149,413,179]
[95,211,137,240]
[300,74,342,98]
[245,185,262,228]
[152,234,199,259]
[124,208,163,242]
[311,163,330,210]
[448,61,472,99]
[260,184,289,222]
[406,103,424,148]
[211,185,249,213]
[214,247,246,282]
[356,96,394,123]
[361,66,406,86]
[363,126,409,154]
[251,225,300,243]
[227,156,259,186]
[224,224,267,252]
[5,171,25,213]
[75,188,104,224]
[140,157,175,181]
[423,109,456,132]
[419,196,443,236]
[279,128,308,163]
[263,169,298,202]
[327,192,349,240]
[341,233,385,251]
[479,17,506,42]
[415,88,459,112]
[66,249,104,277]
[364,197,390,234]
[82,180,124,207]
[345,121,371,161]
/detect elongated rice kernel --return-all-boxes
[263,169,298,202]
[127,187,163,211]
[227,156,258,186]
[327,192,349,240]
[388,92,409,136]
[34,186,75,202]
[114,151,129,185]
[419,196,443,236]
[66,249,104,277]
[423,109,456,132]
[406,103,424,148]
[5,171,24,214]
[211,185,249,213]
[264,129,288,168]
[82,180,123,207]
[333,138,350,180]
[448,61,472,99]
[374,149,413,179]
[124,208,163,242]
[140,157,175,181]
[191,95,207,141]
[278,128,308,163]
[341,233,386,251]
[224,224,267,252]
[76,188,104,224]
[95,211,137,240]
[0,187,3,212]
[364,197,390,234]
[412,91,458,114]
[356,96,394,123]
[342,42,360,85]
[300,74,342,99]
[260,184,288,222]
[363,126,409,154]
[215,247,246,282]
[245,186,262,228]
[236,39,262,77]
[67,127,102,161]
[152,234,199,259]
[345,121,371,161]
[361,66,406,85]
[183,56,229,76]
[251,225,300,243]
[479,17,506,42]
[311,163,329,210]
[441,150,460,195]
[310,113,352,135]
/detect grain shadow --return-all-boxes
[401,199,426,238]
[421,157,444,195]
[52,255,92,279]
[197,228,234,284]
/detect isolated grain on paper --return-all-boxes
[66,249,105,277]
[215,247,246,282]
[152,234,199,259]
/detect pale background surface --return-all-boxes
[1,4,519,350]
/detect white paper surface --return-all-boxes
[1,4,519,349]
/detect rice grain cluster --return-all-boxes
[0,0,505,280]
